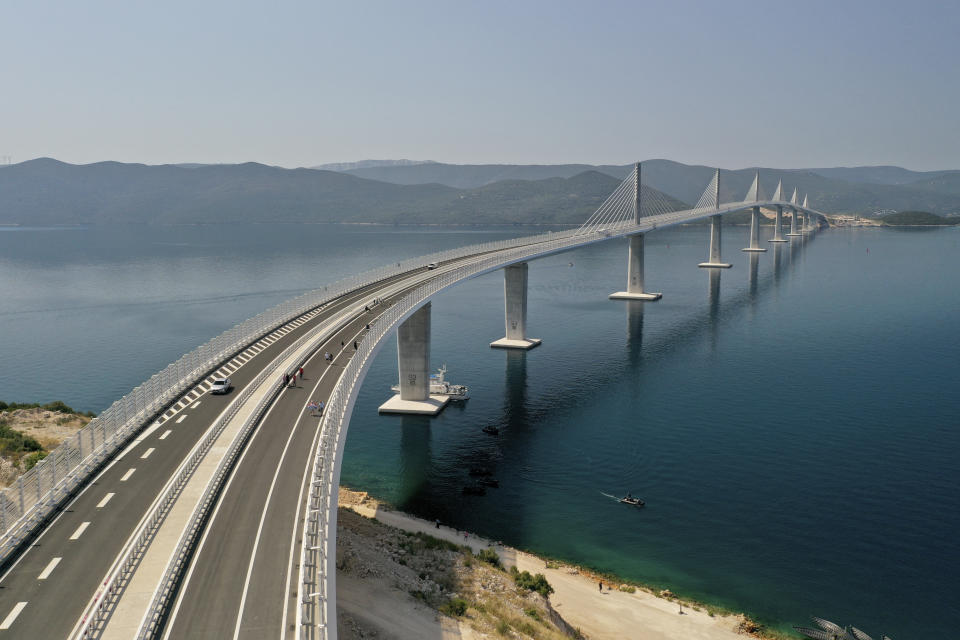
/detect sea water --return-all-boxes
[1,223,957,638]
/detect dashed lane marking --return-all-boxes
[120,468,136,482]
[191,401,201,409]
[69,522,90,540]
[159,430,172,440]
[0,602,27,629]
[37,557,61,580]
[97,493,115,508]
[176,415,187,424]
[141,448,155,459]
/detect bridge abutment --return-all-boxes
[379,302,449,415]
[698,214,732,268]
[610,233,662,301]
[742,206,767,252]
[491,262,542,349]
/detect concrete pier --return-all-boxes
[786,207,802,236]
[741,206,767,252]
[698,214,732,268]
[769,205,788,243]
[379,302,449,415]
[610,233,662,301]
[491,262,542,349]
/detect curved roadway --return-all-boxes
[0,196,826,639]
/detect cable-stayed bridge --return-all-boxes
[0,165,825,639]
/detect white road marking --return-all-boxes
[37,557,61,580]
[97,493,115,508]
[120,468,136,482]
[159,430,172,440]
[0,602,27,629]
[176,415,187,424]
[141,448,155,459]
[69,522,91,540]
[191,401,201,409]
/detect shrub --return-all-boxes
[440,597,468,617]
[23,451,48,471]
[495,619,510,635]
[619,585,636,594]
[510,566,554,597]
[476,547,502,568]
[524,607,542,622]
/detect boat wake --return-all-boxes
[600,492,621,502]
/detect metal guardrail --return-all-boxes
[75,308,352,639]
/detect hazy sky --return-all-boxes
[2,0,957,170]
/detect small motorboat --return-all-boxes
[482,425,499,435]
[462,485,486,496]
[620,494,645,507]
[469,467,493,477]
[478,478,499,488]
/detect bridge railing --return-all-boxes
[296,227,618,638]
[0,224,584,564]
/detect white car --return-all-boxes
[210,377,232,394]
[427,262,438,270]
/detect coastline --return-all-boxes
[339,487,781,639]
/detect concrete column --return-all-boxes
[379,302,448,415]
[491,262,541,349]
[769,205,788,243]
[787,207,801,236]
[398,303,430,401]
[742,206,767,252]
[699,215,732,268]
[610,234,662,301]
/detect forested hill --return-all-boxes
[0,159,684,226]
[338,160,960,216]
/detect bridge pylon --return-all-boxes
[491,262,542,349]
[742,172,767,252]
[698,169,732,268]
[768,180,788,243]
[610,163,662,301]
[786,188,802,237]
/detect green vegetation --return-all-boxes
[510,566,555,597]
[23,451,48,471]
[399,530,469,555]
[475,547,503,569]
[439,597,469,617]
[0,400,96,417]
[882,210,959,225]
[0,419,44,462]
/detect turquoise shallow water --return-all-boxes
[2,223,958,637]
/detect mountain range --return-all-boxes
[0,158,957,227]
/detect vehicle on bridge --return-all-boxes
[210,377,232,394]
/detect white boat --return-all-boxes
[391,364,469,401]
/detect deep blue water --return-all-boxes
[2,223,958,638]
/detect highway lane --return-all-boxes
[0,271,424,638]
[162,303,383,639]
[158,247,526,638]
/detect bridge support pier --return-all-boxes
[379,302,449,415]
[698,215,732,268]
[610,234,662,301]
[491,262,541,349]
[787,207,802,237]
[769,205,788,243]
[741,206,767,252]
